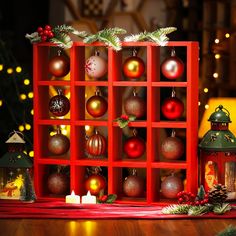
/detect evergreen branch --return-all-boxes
[49,33,73,49]
[83,35,99,44]
[25,32,41,43]
[155,27,177,36]
[124,32,148,42]
[188,205,211,216]
[53,24,88,38]
[213,203,231,215]
[162,204,191,214]
[217,225,236,236]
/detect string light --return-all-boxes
[31,109,34,115]
[215,54,221,59]
[213,73,219,78]
[85,125,90,131]
[225,33,230,38]
[205,104,209,109]
[198,101,201,106]
[204,88,209,93]
[15,66,22,73]
[214,39,220,44]
[28,92,33,99]
[62,129,67,135]
[29,151,34,157]
[7,68,13,74]
[25,124,31,130]
[60,125,66,129]
[0,65,3,71]
[18,125,24,131]
[0,100,2,106]
[50,131,56,136]
[24,79,30,85]
[20,94,27,100]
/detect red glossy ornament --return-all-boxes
[85,174,106,195]
[123,169,145,197]
[161,175,184,199]
[161,49,184,80]
[48,127,70,155]
[161,89,184,120]
[47,173,69,195]
[124,89,146,119]
[123,50,145,79]
[86,130,106,157]
[49,89,70,117]
[86,89,108,118]
[124,129,146,159]
[161,130,184,160]
[48,51,70,77]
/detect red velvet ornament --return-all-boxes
[123,169,145,197]
[49,89,70,117]
[47,172,69,195]
[161,130,184,160]
[124,89,146,119]
[85,174,106,195]
[48,127,70,155]
[48,51,70,77]
[161,89,184,120]
[124,129,146,159]
[86,89,108,118]
[161,175,184,199]
[86,130,106,157]
[161,48,184,80]
[123,50,145,79]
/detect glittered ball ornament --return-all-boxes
[123,50,145,79]
[161,130,184,160]
[85,52,107,79]
[124,89,146,119]
[85,174,106,195]
[86,90,108,118]
[161,175,184,199]
[48,51,70,77]
[47,172,69,195]
[86,130,106,157]
[161,90,184,120]
[49,90,70,117]
[161,49,184,80]
[123,170,145,197]
[48,127,70,155]
[124,129,146,159]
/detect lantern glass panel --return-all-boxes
[205,161,218,191]
[225,162,236,199]
[0,168,25,199]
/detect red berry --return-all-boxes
[204,194,209,198]
[43,30,49,36]
[41,35,47,42]
[177,192,181,197]
[39,31,44,36]
[178,197,183,203]
[101,195,108,202]
[195,201,200,205]
[204,199,208,203]
[45,25,52,30]
[48,32,54,38]
[190,193,195,198]
[37,27,43,33]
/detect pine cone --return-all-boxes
[208,184,228,204]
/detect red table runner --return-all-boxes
[0,201,236,219]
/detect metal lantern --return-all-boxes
[199,105,236,199]
[0,131,33,200]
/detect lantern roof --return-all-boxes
[0,152,32,168]
[199,129,236,151]
[208,105,231,123]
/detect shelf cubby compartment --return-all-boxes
[34,41,199,204]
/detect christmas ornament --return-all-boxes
[86,130,107,157]
[208,184,228,205]
[48,127,70,155]
[161,89,184,120]
[124,89,146,119]
[49,89,70,117]
[161,130,184,160]
[48,50,70,77]
[85,167,106,195]
[161,48,184,80]
[47,172,69,195]
[86,89,108,118]
[161,175,184,199]
[124,129,146,159]
[123,169,145,197]
[123,50,145,79]
[85,51,107,79]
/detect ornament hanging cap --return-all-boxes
[171,129,176,137]
[57,50,62,56]
[171,48,176,57]
[132,49,138,57]
[132,128,138,137]
[95,50,100,56]
[131,168,137,176]
[95,88,101,96]
[133,88,138,96]
[171,88,176,97]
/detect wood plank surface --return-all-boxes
[0,219,235,236]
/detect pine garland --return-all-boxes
[188,205,211,216]
[162,204,191,214]
[217,225,236,236]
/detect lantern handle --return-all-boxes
[8,130,24,140]
[216,105,230,117]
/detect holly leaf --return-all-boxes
[106,194,117,203]
[128,115,136,121]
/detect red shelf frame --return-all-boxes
[33,41,199,205]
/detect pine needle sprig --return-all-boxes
[217,225,236,236]
[49,33,73,49]
[188,205,211,216]
[53,24,88,38]
[25,32,41,43]
[162,204,191,214]
[213,203,231,215]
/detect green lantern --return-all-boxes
[199,105,236,200]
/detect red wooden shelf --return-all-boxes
[33,41,199,205]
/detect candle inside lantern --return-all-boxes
[65,190,80,204]
[81,191,96,204]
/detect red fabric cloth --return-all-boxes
[0,201,235,219]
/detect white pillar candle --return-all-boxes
[65,190,80,204]
[81,191,96,204]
